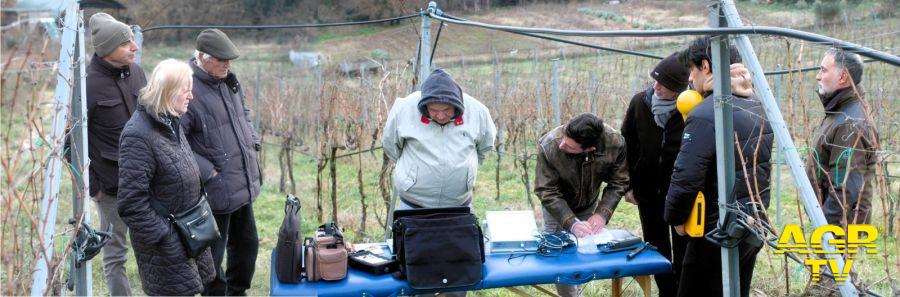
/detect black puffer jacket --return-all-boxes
[622,87,685,204]
[118,105,215,296]
[86,54,146,196]
[182,59,261,214]
[664,94,774,232]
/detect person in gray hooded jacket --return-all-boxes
[382,68,495,297]
[383,68,497,210]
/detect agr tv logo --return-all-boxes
[774,224,878,282]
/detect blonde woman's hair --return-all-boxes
[139,59,193,116]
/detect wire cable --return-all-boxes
[429,11,900,67]
[439,13,665,60]
[142,13,421,33]
[429,21,444,65]
[764,59,878,75]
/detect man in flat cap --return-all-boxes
[85,12,145,296]
[181,29,262,296]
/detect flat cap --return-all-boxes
[196,29,240,60]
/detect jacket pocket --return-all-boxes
[399,166,418,192]
[466,166,476,192]
[93,98,128,129]
[204,175,231,213]
[100,149,119,162]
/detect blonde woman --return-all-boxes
[117,59,215,295]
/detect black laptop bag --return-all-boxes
[392,212,485,290]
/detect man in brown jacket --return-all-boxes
[86,12,146,296]
[809,48,877,227]
[534,113,629,297]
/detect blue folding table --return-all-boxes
[270,243,671,296]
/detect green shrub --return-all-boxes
[814,2,843,24]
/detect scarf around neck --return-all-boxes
[651,92,677,128]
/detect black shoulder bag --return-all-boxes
[393,212,485,289]
[275,194,304,283]
[150,186,220,258]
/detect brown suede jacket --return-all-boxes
[534,125,629,229]
[807,87,877,225]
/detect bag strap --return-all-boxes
[150,171,206,222]
[150,199,175,223]
[318,222,344,243]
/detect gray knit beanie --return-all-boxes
[90,13,133,57]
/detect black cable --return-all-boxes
[142,13,420,33]
[429,12,900,67]
[434,13,893,75]
[441,14,665,60]
[429,21,444,65]
[763,59,877,75]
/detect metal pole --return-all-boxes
[70,7,92,295]
[315,64,322,164]
[132,25,142,66]
[719,1,857,295]
[709,3,740,296]
[533,50,543,131]
[416,2,435,91]
[590,71,598,115]
[360,64,368,124]
[551,58,560,127]
[255,61,261,130]
[773,66,783,227]
[492,52,503,155]
[32,1,79,294]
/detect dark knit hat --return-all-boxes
[418,69,464,119]
[196,29,240,60]
[650,52,690,93]
[89,13,133,57]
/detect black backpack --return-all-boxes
[275,194,304,283]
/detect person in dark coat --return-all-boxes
[85,12,146,296]
[118,59,215,296]
[664,37,774,297]
[801,48,878,297]
[809,48,877,227]
[181,29,262,296]
[620,51,690,297]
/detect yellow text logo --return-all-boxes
[774,224,878,281]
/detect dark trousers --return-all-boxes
[677,237,761,297]
[636,198,688,297]
[203,203,259,296]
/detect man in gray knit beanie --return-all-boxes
[86,12,145,296]
[90,13,134,58]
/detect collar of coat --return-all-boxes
[92,54,131,79]
[189,57,240,93]
[819,86,862,112]
[139,104,181,139]
[420,115,464,126]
